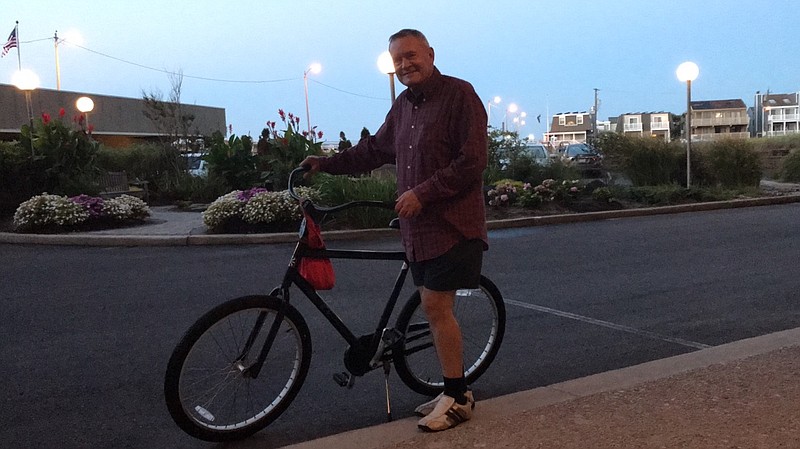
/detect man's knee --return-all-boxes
[420,288,455,322]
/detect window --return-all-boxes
[576,115,584,125]
[559,116,565,125]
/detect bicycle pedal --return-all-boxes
[333,372,355,389]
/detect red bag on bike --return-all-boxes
[298,210,335,290]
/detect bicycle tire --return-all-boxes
[393,275,505,396]
[164,295,311,442]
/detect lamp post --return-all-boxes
[303,63,322,135]
[76,96,94,132]
[11,69,40,156]
[676,61,699,187]
[487,96,501,127]
[377,51,396,103]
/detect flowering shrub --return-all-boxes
[202,186,321,232]
[13,193,150,233]
[256,109,325,190]
[21,108,102,197]
[486,182,517,207]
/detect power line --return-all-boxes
[18,36,393,101]
[310,79,387,101]
[67,41,299,84]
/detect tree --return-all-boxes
[142,70,196,148]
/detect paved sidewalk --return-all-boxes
[285,327,800,449]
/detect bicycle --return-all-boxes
[164,167,506,442]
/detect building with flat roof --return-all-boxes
[0,83,226,148]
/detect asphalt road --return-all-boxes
[2,203,799,449]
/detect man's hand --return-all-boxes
[395,190,422,218]
[299,156,323,179]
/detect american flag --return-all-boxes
[2,27,17,57]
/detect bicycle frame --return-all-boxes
[243,167,418,378]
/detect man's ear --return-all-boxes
[429,46,435,61]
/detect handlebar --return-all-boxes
[288,166,396,219]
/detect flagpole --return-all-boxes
[15,21,21,70]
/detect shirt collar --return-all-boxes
[406,67,442,105]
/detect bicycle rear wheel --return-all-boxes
[393,275,505,396]
[164,295,311,442]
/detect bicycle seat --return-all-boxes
[389,218,400,229]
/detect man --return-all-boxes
[301,29,488,432]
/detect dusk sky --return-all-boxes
[3,0,799,143]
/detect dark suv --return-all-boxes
[560,143,603,176]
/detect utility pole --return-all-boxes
[592,88,599,141]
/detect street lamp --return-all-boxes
[377,51,396,103]
[487,96,501,127]
[504,103,518,132]
[676,61,699,187]
[303,62,322,135]
[76,96,94,131]
[11,69,40,155]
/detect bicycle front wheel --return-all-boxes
[164,295,311,442]
[393,275,505,396]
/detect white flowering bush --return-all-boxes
[13,193,150,233]
[13,194,89,231]
[103,195,151,221]
[202,186,320,232]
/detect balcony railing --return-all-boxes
[766,129,800,137]
[768,113,800,122]
[623,123,642,132]
[693,117,749,127]
[650,121,669,130]
[691,131,749,141]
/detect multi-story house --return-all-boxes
[544,111,592,146]
[751,92,800,138]
[689,99,749,141]
[616,112,671,141]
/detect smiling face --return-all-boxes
[389,35,435,89]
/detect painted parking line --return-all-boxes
[504,298,711,350]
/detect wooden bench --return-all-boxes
[99,171,149,201]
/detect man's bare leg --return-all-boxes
[419,287,463,378]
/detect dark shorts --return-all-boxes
[409,239,484,291]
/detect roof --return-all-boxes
[690,99,747,110]
[762,93,799,107]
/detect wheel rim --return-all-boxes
[177,308,303,431]
[402,286,500,388]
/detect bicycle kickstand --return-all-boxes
[382,361,393,422]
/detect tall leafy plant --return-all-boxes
[257,109,324,190]
[21,109,102,196]
[204,131,259,190]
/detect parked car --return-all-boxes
[181,153,208,177]
[560,143,603,176]
[522,143,552,166]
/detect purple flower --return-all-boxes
[69,194,105,217]
[236,187,269,202]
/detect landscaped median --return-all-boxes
[1,191,799,247]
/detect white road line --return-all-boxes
[504,298,712,350]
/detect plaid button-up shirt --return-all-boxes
[319,68,488,262]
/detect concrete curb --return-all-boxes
[1,193,799,246]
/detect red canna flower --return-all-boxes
[87,124,94,134]
[317,131,323,139]
[41,113,51,124]
[58,108,66,118]
[294,116,300,125]
[278,109,285,121]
